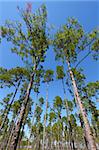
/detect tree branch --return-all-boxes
[75,51,92,69]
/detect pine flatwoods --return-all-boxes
[0,3,99,150]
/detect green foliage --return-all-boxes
[83,81,99,98]
[70,114,77,128]
[0,67,29,88]
[33,67,44,93]
[52,122,59,141]
[35,105,43,122]
[63,99,73,112]
[49,111,56,123]
[79,28,99,60]
[56,65,65,79]
[43,69,54,83]
[54,17,99,65]
[0,93,13,108]
[54,96,63,112]
[62,116,68,124]
[32,125,37,136]
[0,67,7,74]
[54,18,84,62]
[8,67,30,79]
[0,4,98,149]
[75,126,83,141]
[11,100,21,115]
[0,4,49,67]
[0,74,13,88]
[82,81,99,125]
[72,68,86,90]
[39,97,44,106]
[38,122,43,133]
[89,28,99,60]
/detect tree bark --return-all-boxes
[27,102,36,150]
[79,113,88,150]
[17,122,25,149]
[42,83,49,150]
[6,122,15,150]
[66,59,96,150]
[0,78,21,131]
[62,79,72,150]
[9,64,37,150]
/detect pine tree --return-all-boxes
[54,18,97,150]
[42,69,54,150]
[1,4,49,149]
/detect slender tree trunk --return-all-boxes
[27,102,37,150]
[18,122,25,149]
[42,83,49,150]
[0,78,21,131]
[6,123,15,150]
[50,122,53,150]
[62,79,69,118]
[3,109,20,150]
[72,140,75,150]
[72,130,76,150]
[35,124,40,150]
[18,105,30,149]
[9,64,37,150]
[79,113,88,150]
[62,79,72,150]
[37,132,41,150]
[66,59,96,150]
[61,122,64,150]
[0,120,9,149]
[57,127,60,150]
[68,120,74,150]
[6,94,26,150]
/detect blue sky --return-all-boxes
[0,1,99,112]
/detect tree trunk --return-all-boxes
[50,123,53,150]
[42,83,49,150]
[62,79,71,150]
[0,78,21,131]
[79,113,88,150]
[6,123,15,150]
[72,138,75,150]
[18,122,25,149]
[9,64,37,150]
[61,122,64,150]
[0,120,8,149]
[27,102,37,150]
[68,120,74,150]
[62,79,69,118]
[66,59,96,150]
